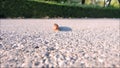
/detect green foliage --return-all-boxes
[45,0,67,2]
[0,0,120,18]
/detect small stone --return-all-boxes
[98,58,104,63]
[50,47,55,51]
[42,59,46,63]
[51,66,54,68]
[56,45,59,49]
[45,52,50,57]
[0,37,3,40]
[41,66,45,68]
[47,47,55,51]
[12,44,18,48]
[44,41,49,44]
[34,62,40,66]
[112,64,116,67]
[35,46,39,49]
[80,62,85,67]
[0,44,3,49]
[16,44,24,49]
[46,64,49,68]
[56,54,59,58]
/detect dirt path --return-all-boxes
[0,19,120,67]
[0,19,119,33]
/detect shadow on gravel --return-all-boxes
[59,26,72,31]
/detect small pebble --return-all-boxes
[0,44,3,49]
[34,62,40,66]
[45,52,50,57]
[98,58,104,63]
[0,37,3,40]
[112,64,116,67]
[35,46,39,49]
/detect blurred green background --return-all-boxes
[37,0,119,8]
[0,0,120,18]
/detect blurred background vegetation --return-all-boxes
[0,0,120,18]
[37,0,120,8]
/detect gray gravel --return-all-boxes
[0,19,120,67]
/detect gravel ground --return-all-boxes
[0,19,120,68]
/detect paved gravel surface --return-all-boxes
[0,19,120,67]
